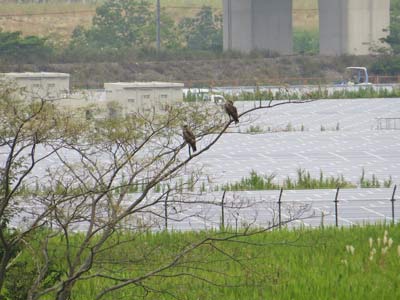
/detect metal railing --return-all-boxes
[376,118,400,130]
[184,76,400,88]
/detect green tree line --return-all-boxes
[0,0,223,64]
[1,0,400,67]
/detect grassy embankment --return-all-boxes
[14,224,400,299]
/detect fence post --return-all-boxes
[221,190,226,230]
[391,185,397,224]
[164,190,169,230]
[334,187,340,227]
[278,188,283,229]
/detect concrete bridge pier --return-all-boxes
[319,0,390,55]
[223,0,293,54]
[223,0,390,55]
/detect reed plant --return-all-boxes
[198,86,400,103]
[217,169,355,191]
[360,168,393,188]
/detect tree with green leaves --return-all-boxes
[179,6,223,52]
[0,80,316,299]
[380,0,400,54]
[0,30,52,63]
[69,0,180,52]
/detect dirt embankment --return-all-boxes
[0,55,379,89]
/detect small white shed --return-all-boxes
[1,72,70,99]
[104,81,184,114]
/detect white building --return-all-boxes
[1,72,70,99]
[104,81,184,114]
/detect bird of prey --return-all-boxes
[182,125,197,153]
[224,100,239,124]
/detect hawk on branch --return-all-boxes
[182,125,197,153]
[224,100,239,124]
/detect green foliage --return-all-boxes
[360,168,393,188]
[4,261,35,300]
[293,30,319,55]
[370,55,400,75]
[380,0,400,54]
[3,230,65,300]
[287,169,353,189]
[8,225,400,299]
[219,168,395,192]
[91,0,153,48]
[0,230,31,300]
[0,30,52,63]
[220,86,400,102]
[68,0,180,52]
[221,170,280,191]
[179,6,222,52]
[218,169,355,192]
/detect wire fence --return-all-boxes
[155,186,400,231]
[12,186,400,232]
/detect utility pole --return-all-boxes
[156,0,161,53]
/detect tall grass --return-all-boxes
[219,170,281,191]
[12,224,400,300]
[217,168,395,192]
[205,86,400,102]
[216,169,355,192]
[360,168,393,188]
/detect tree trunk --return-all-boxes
[56,282,73,300]
[0,249,11,298]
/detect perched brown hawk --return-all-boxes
[182,125,197,152]
[224,100,239,124]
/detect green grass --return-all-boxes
[215,169,395,192]
[204,86,400,102]
[360,168,393,188]
[18,168,395,197]
[216,169,356,192]
[9,224,400,299]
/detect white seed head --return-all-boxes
[369,248,375,261]
[369,237,373,249]
[369,255,374,261]
[341,259,348,266]
[346,245,355,255]
[389,238,394,248]
[382,247,388,255]
[397,245,400,257]
[383,235,388,246]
